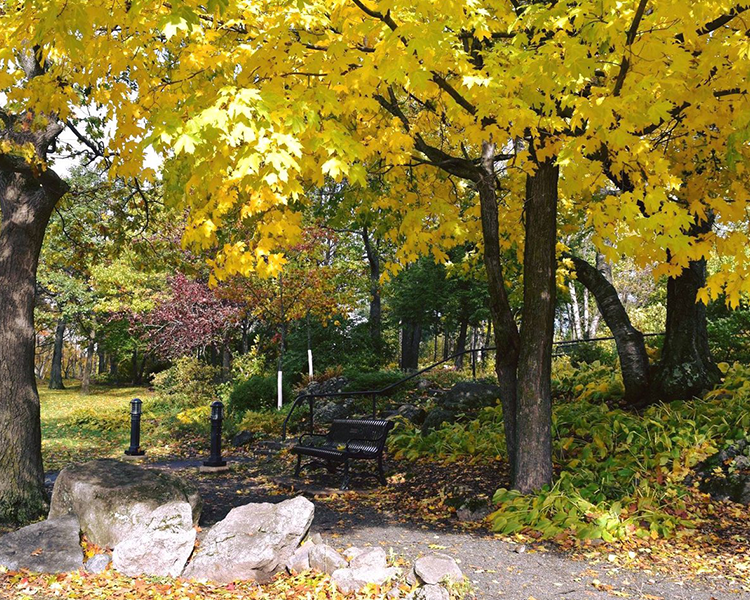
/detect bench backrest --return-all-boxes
[326,418,393,452]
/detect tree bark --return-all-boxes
[109,354,119,383]
[477,141,521,480]
[97,344,106,375]
[0,165,67,522]
[454,318,469,368]
[80,328,96,395]
[652,252,721,400]
[400,320,421,370]
[48,318,66,390]
[567,254,650,405]
[514,157,558,493]
[362,226,383,353]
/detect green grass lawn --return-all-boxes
[40,382,154,472]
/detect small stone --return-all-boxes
[456,505,490,523]
[286,543,313,574]
[331,566,400,594]
[85,553,111,574]
[406,567,418,586]
[309,544,347,575]
[413,553,463,585]
[412,584,450,600]
[0,516,83,573]
[231,431,255,447]
[512,544,527,553]
[387,586,402,599]
[349,547,387,570]
[308,532,323,545]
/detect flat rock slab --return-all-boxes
[0,516,83,573]
[414,553,463,585]
[183,496,314,583]
[49,459,202,549]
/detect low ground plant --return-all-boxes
[389,361,750,541]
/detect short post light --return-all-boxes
[204,401,227,468]
[124,398,145,456]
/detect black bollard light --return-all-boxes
[204,401,227,467]
[124,398,145,456]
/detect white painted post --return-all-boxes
[307,349,314,378]
[277,370,283,410]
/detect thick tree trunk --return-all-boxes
[442,331,452,360]
[454,318,469,368]
[652,255,720,400]
[80,329,96,395]
[362,226,383,353]
[48,318,66,390]
[477,141,521,479]
[514,158,558,493]
[400,321,421,370]
[567,254,650,405]
[0,167,65,522]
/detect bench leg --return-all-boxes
[340,459,350,490]
[294,454,302,477]
[378,454,387,485]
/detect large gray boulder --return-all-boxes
[112,501,196,577]
[0,516,83,573]
[49,459,201,549]
[182,496,314,583]
[438,381,501,412]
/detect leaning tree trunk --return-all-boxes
[514,157,558,493]
[0,166,67,522]
[566,254,650,405]
[48,318,66,390]
[477,141,521,480]
[400,320,422,370]
[652,255,721,400]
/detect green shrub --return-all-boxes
[390,363,750,541]
[69,407,127,432]
[151,357,221,410]
[551,357,624,401]
[236,409,287,436]
[228,374,292,416]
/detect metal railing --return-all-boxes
[281,332,665,439]
[281,346,494,439]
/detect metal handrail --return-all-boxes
[281,346,495,439]
[281,331,666,438]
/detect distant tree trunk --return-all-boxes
[131,348,139,385]
[109,354,119,383]
[400,321,421,370]
[514,157,558,494]
[454,318,469,368]
[97,344,106,375]
[80,329,96,395]
[567,254,651,405]
[568,283,583,339]
[222,345,232,380]
[653,250,720,400]
[0,142,68,521]
[442,331,452,360]
[362,226,383,353]
[48,318,66,390]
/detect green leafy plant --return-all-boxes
[228,374,292,416]
[151,357,221,410]
[390,363,750,541]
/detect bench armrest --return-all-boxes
[298,433,327,446]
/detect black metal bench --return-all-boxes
[292,418,394,490]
